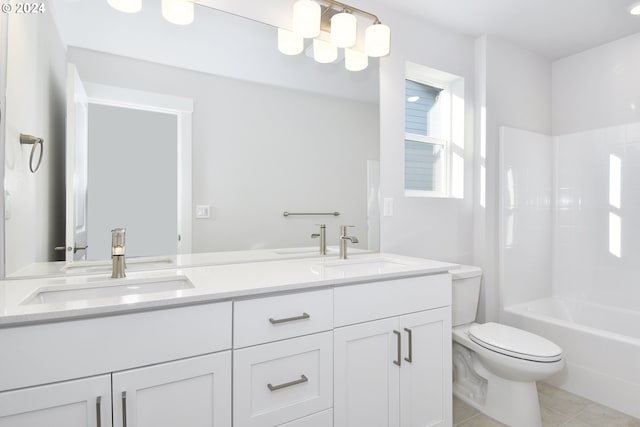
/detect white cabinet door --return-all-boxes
[399,307,452,427]
[112,351,231,427]
[334,317,400,427]
[334,308,452,427]
[0,375,112,427]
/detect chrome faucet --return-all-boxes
[111,228,126,278]
[311,224,327,255]
[339,225,359,260]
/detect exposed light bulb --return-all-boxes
[365,22,391,57]
[331,11,357,48]
[107,0,142,13]
[407,96,420,102]
[313,38,338,63]
[293,0,321,38]
[278,28,304,55]
[345,48,368,71]
[162,0,194,25]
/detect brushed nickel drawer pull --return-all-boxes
[122,391,128,427]
[393,330,402,366]
[267,374,309,391]
[404,328,413,363]
[96,396,102,427]
[269,312,310,325]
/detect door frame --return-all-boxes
[83,83,193,254]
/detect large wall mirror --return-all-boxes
[2,0,380,277]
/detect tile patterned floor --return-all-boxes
[453,382,640,427]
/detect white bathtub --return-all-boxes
[503,297,640,419]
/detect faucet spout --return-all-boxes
[339,225,359,259]
[111,228,126,278]
[311,224,327,255]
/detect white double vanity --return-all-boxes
[0,253,455,427]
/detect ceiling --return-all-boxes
[375,0,640,60]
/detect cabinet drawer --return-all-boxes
[0,301,232,392]
[334,274,451,327]
[233,331,333,427]
[234,289,333,348]
[277,409,333,427]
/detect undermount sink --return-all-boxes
[321,257,415,275]
[23,276,194,305]
[60,256,175,274]
[273,247,337,255]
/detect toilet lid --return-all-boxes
[469,322,562,363]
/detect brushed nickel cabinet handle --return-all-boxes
[269,312,310,325]
[404,328,413,363]
[96,396,102,427]
[393,330,402,366]
[267,374,308,391]
[121,391,127,427]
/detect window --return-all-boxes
[404,63,465,198]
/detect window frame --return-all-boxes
[404,62,464,199]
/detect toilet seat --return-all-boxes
[469,322,562,363]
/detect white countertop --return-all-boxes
[0,252,457,327]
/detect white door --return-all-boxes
[334,317,400,427]
[112,352,231,427]
[0,375,112,427]
[399,308,452,427]
[65,63,89,261]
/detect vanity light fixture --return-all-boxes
[293,0,322,38]
[345,48,368,71]
[106,0,195,25]
[629,1,640,15]
[313,38,338,63]
[331,10,357,48]
[162,0,195,25]
[278,28,305,55]
[280,0,390,71]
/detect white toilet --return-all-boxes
[450,265,564,427]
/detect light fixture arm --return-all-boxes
[322,0,381,23]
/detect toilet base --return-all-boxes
[453,342,543,427]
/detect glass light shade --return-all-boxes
[365,23,391,57]
[331,12,357,48]
[161,0,194,25]
[293,0,321,38]
[107,0,142,13]
[313,38,338,63]
[630,1,640,14]
[278,28,304,55]
[345,48,368,72]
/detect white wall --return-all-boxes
[475,35,552,321]
[68,48,379,253]
[553,32,640,136]
[374,4,476,264]
[4,11,66,274]
[555,123,640,310]
[499,127,552,308]
[552,32,640,311]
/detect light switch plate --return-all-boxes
[383,198,393,216]
[195,205,210,219]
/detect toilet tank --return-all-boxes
[450,265,483,327]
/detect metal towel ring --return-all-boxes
[20,134,44,173]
